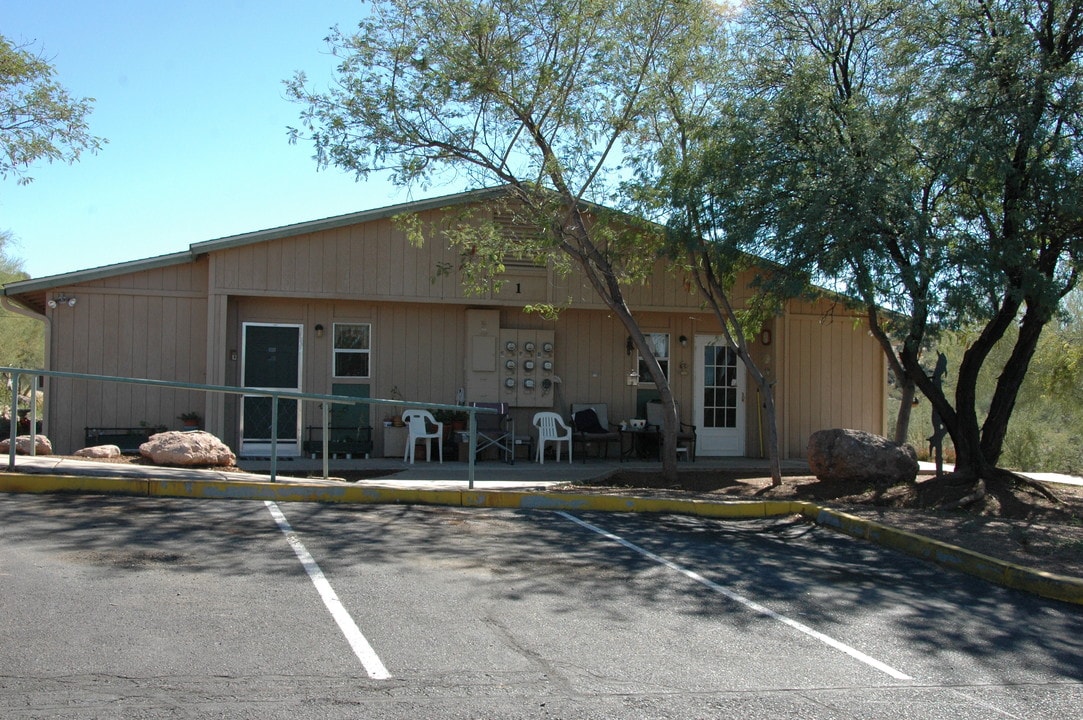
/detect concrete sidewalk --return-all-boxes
[2,454,1082,606]
[917,461,1083,487]
[4,453,819,490]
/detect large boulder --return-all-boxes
[139,431,236,467]
[807,428,918,485]
[0,434,53,455]
[74,444,123,459]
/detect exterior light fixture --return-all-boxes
[48,294,77,309]
[315,324,324,338]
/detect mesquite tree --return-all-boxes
[287,0,729,480]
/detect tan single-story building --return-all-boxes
[1,187,886,459]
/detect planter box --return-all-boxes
[1,418,43,436]
[303,426,374,459]
[85,426,165,455]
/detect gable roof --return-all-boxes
[188,186,508,256]
[2,187,508,306]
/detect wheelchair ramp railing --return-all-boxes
[2,367,495,486]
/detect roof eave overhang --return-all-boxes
[1,251,195,298]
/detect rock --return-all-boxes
[74,445,123,459]
[807,428,918,485]
[139,431,236,467]
[0,434,53,455]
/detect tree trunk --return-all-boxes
[980,301,1049,464]
[866,305,916,445]
[624,322,680,482]
[757,373,783,486]
[694,257,783,485]
[519,188,682,482]
[893,382,916,445]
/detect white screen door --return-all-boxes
[694,335,746,456]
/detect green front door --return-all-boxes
[241,323,302,456]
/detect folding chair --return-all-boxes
[469,402,517,464]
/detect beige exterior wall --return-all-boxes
[216,298,698,457]
[43,260,209,453]
[24,199,885,457]
[776,308,887,457]
[207,205,724,312]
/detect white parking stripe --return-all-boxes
[556,511,912,681]
[265,501,390,680]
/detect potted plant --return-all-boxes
[388,386,405,426]
[432,408,469,439]
[177,411,202,430]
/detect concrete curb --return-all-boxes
[3,472,1082,606]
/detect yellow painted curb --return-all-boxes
[461,491,806,519]
[147,478,464,506]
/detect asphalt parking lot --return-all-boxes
[2,493,1081,719]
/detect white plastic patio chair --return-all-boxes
[402,409,443,463]
[532,411,572,464]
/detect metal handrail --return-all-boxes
[2,367,494,486]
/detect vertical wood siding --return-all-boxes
[780,312,886,457]
[32,203,886,459]
[207,202,727,310]
[44,261,209,453]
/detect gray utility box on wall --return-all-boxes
[465,310,556,408]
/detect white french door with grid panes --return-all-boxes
[693,335,746,456]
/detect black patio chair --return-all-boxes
[570,402,622,462]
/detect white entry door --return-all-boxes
[694,335,746,456]
[240,323,303,456]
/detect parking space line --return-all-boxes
[265,501,390,680]
[556,511,912,681]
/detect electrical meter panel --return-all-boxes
[498,329,556,407]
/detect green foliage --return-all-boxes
[900,294,1083,474]
[287,0,717,281]
[0,231,44,409]
[0,35,106,186]
[674,0,1083,476]
[431,407,467,424]
[521,303,564,321]
[288,0,728,477]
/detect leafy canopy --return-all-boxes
[0,35,105,186]
[673,0,1082,479]
[288,0,720,199]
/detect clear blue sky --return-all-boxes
[3,0,442,280]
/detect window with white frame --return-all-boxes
[333,323,371,378]
[637,333,670,384]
